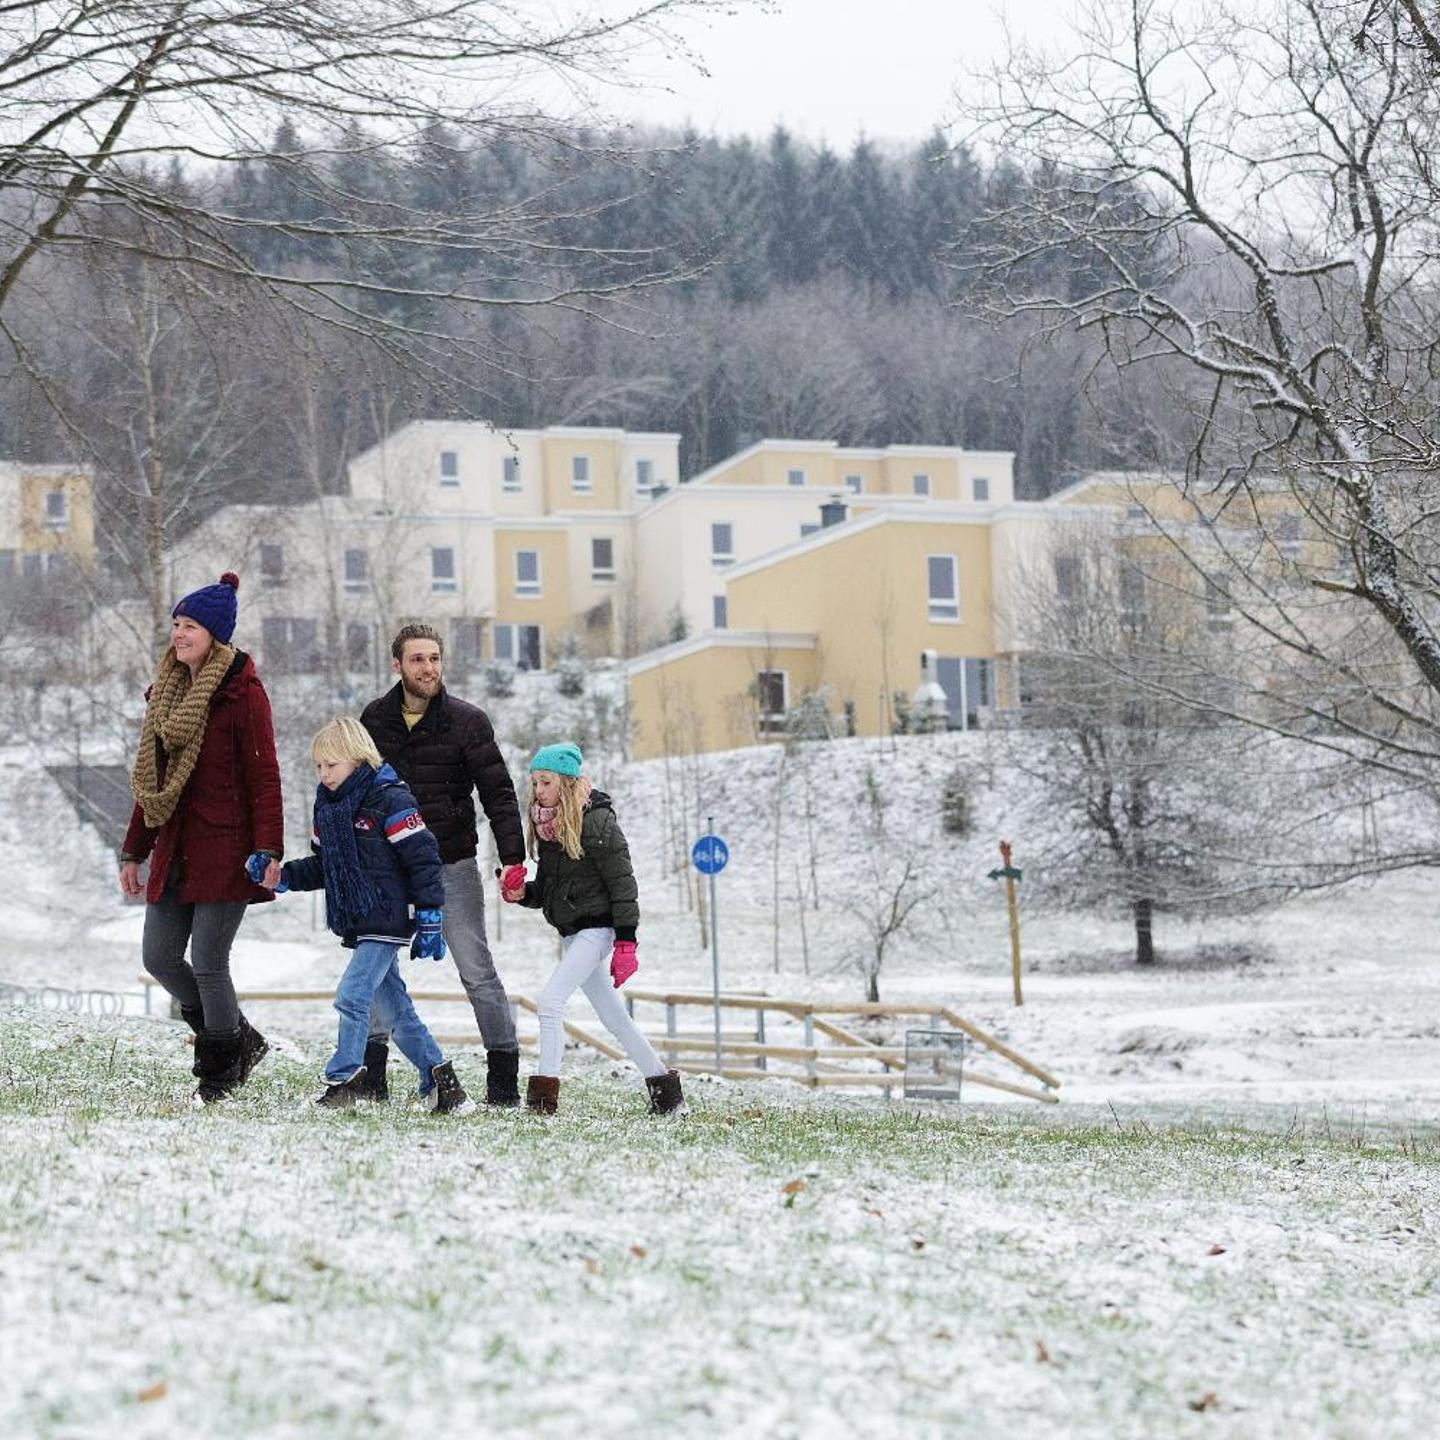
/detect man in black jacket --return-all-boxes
[360,623,529,1106]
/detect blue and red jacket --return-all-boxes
[282,763,444,948]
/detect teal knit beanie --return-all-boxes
[529,742,583,777]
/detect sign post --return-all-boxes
[691,820,730,1074]
[987,838,1025,1007]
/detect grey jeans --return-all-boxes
[372,857,518,1052]
[141,893,248,1031]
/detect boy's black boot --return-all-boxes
[426,1060,475,1116]
[354,1037,390,1102]
[179,1005,204,1036]
[191,1028,245,1106]
[237,1013,269,1082]
[525,1075,560,1115]
[645,1070,686,1117]
[315,1067,369,1111]
[485,1048,521,1108]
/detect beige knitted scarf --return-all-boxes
[130,641,237,830]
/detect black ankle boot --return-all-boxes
[645,1070,686,1116]
[354,1038,390,1102]
[192,1028,245,1106]
[314,1067,369,1111]
[485,1048,521,1108]
[237,1014,269,1082]
[425,1060,474,1116]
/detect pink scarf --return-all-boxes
[530,800,560,842]
[530,779,592,842]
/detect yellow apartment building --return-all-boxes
[0,463,97,584]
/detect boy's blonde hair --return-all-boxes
[311,716,383,769]
[526,771,588,861]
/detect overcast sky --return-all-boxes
[612,0,1059,144]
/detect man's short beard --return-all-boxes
[402,675,440,702]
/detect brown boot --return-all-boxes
[645,1070,686,1116]
[526,1075,559,1115]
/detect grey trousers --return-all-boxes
[372,856,518,1053]
[141,893,247,1031]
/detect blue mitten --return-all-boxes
[410,908,446,962]
[245,852,287,892]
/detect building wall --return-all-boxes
[632,486,855,640]
[0,466,97,568]
[725,516,998,737]
[628,640,821,759]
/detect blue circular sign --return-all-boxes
[692,835,729,875]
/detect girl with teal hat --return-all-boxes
[501,742,685,1117]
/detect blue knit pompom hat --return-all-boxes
[529,742,583,777]
[172,571,239,644]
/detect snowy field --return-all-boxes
[2,1010,1437,1439]
[3,713,1440,1436]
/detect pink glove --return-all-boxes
[610,940,638,988]
[500,864,527,903]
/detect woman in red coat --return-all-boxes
[119,572,285,1104]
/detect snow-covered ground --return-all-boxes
[4,711,1440,1436]
[2,1010,1437,1439]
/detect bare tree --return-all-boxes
[1000,518,1379,963]
[962,0,1440,807]
[0,1,740,361]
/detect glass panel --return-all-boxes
[516,550,538,585]
[787,468,805,486]
[973,477,990,501]
[517,626,542,670]
[439,450,459,480]
[432,548,455,579]
[713,595,727,628]
[494,626,514,661]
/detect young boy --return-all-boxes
[252,717,472,1113]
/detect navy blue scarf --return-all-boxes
[315,763,378,935]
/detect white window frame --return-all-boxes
[493,622,544,670]
[845,473,863,495]
[635,458,654,494]
[786,467,806,487]
[913,473,931,497]
[431,546,457,593]
[711,521,734,567]
[973,477,990,502]
[571,455,592,493]
[439,450,460,487]
[927,553,960,622]
[44,490,68,531]
[756,669,788,734]
[515,548,541,597]
[591,536,615,582]
[502,455,521,493]
[343,547,368,593]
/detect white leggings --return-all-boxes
[537,927,666,1079]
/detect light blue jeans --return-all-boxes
[329,941,444,1094]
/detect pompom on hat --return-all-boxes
[529,742,583,777]
[172,571,240,644]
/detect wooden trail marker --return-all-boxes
[988,838,1024,1007]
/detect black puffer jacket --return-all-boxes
[361,684,524,866]
[520,792,639,941]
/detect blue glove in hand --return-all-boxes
[410,908,446,962]
[244,852,287,892]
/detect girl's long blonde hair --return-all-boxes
[526,772,589,860]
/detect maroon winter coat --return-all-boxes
[121,651,285,905]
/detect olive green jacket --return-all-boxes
[519,792,639,941]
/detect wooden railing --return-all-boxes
[139,978,1061,1103]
